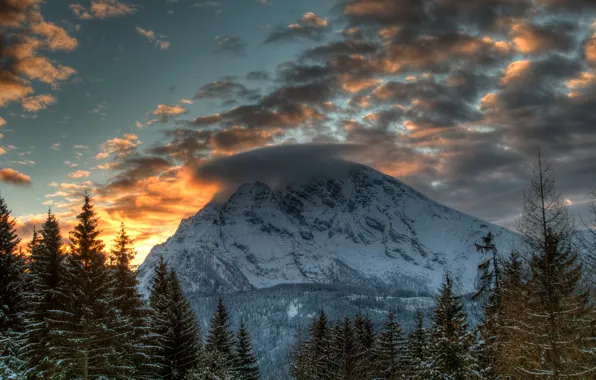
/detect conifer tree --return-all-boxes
[406,311,427,379]
[352,313,375,379]
[206,296,235,374]
[0,197,25,377]
[148,258,202,379]
[109,224,153,378]
[472,232,505,379]
[61,192,118,379]
[148,256,172,378]
[514,152,596,377]
[165,270,202,379]
[233,319,259,380]
[309,310,331,380]
[372,311,406,379]
[422,276,478,380]
[22,211,70,378]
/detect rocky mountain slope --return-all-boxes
[137,162,517,377]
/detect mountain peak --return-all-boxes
[138,162,516,297]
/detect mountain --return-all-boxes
[137,162,517,378]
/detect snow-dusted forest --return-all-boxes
[1,156,595,379]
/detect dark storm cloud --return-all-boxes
[187,103,328,130]
[260,83,336,107]
[213,35,247,56]
[105,156,172,190]
[195,79,259,101]
[149,128,211,163]
[300,40,379,61]
[195,144,364,198]
[245,70,270,81]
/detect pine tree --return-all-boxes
[514,152,596,378]
[148,259,202,379]
[233,319,259,380]
[309,310,331,380]
[206,296,235,373]
[109,224,153,378]
[165,270,202,379]
[331,317,356,379]
[21,211,70,378]
[406,311,427,379]
[422,276,478,380]
[148,256,172,378]
[0,197,25,378]
[352,313,375,379]
[60,193,118,379]
[473,232,504,379]
[372,311,406,379]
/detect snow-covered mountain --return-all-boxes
[137,162,518,378]
[138,162,515,296]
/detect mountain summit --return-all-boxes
[138,162,514,296]
[137,162,517,377]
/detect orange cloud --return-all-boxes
[21,94,56,112]
[68,170,91,179]
[96,134,140,160]
[500,60,532,86]
[16,56,76,84]
[0,168,32,186]
[71,0,138,19]
[31,21,78,51]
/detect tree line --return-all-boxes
[289,154,596,379]
[0,193,259,379]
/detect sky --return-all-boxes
[1,0,596,265]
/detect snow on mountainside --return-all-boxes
[138,162,516,297]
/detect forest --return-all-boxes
[0,155,595,379]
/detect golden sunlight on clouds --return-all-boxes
[501,60,531,86]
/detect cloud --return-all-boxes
[136,27,170,50]
[70,0,138,19]
[96,133,140,160]
[0,117,5,127]
[195,79,257,101]
[213,36,247,56]
[21,94,56,112]
[31,21,79,51]
[0,168,32,186]
[195,144,364,199]
[265,12,330,43]
[510,20,576,54]
[0,2,77,110]
[68,170,91,179]
[246,70,270,81]
[150,104,188,123]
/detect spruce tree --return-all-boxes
[166,270,202,379]
[372,311,406,379]
[148,256,172,378]
[422,276,478,380]
[0,197,25,378]
[473,232,504,379]
[309,310,331,380]
[233,319,259,380]
[148,259,202,379]
[352,313,375,378]
[406,311,427,379]
[514,152,596,377]
[22,211,70,378]
[61,193,118,379]
[109,224,153,378]
[206,296,235,373]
